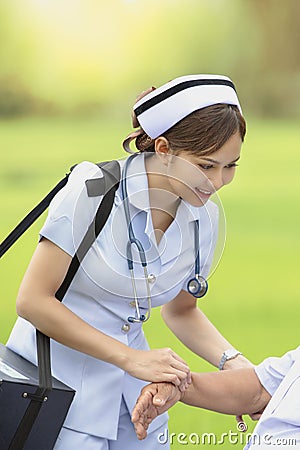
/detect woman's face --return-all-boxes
[165,131,242,207]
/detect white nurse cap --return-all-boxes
[133,74,242,139]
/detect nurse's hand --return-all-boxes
[126,348,191,388]
[131,382,181,440]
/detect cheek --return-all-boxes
[167,165,189,187]
[170,162,207,187]
[223,169,236,185]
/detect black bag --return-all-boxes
[0,160,121,449]
[0,344,75,450]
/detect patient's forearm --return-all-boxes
[182,369,270,416]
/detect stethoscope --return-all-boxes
[121,154,208,324]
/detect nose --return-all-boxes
[207,169,225,192]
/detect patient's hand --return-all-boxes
[131,382,181,440]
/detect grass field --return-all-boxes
[1,116,299,448]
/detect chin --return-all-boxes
[178,187,211,207]
[187,196,209,207]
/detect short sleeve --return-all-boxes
[254,346,300,396]
[39,161,103,256]
[182,200,219,292]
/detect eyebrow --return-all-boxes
[201,156,240,165]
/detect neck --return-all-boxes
[145,153,181,217]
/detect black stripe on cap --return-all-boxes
[134,78,236,117]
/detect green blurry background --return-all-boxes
[0,0,300,448]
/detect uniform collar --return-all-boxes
[124,153,151,211]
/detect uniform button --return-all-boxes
[121,323,130,333]
[147,273,156,283]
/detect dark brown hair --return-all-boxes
[135,104,246,155]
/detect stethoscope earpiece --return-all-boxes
[128,314,147,323]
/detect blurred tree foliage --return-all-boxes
[242,0,300,116]
[0,0,299,118]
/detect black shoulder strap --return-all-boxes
[0,176,69,258]
[0,161,120,258]
[5,160,121,450]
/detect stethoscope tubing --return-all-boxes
[122,155,150,322]
[121,154,208,323]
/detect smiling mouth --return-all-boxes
[195,187,212,196]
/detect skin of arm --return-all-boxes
[161,290,251,369]
[183,369,270,413]
[16,238,191,386]
[132,370,271,440]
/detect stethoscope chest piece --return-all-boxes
[187,219,208,298]
[187,275,208,298]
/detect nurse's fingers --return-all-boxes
[162,369,189,387]
[169,349,189,367]
[152,348,191,386]
[171,357,192,391]
[168,349,191,386]
[126,347,190,386]
[162,348,190,371]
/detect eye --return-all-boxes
[225,163,239,169]
[199,164,214,170]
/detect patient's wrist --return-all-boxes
[180,373,195,404]
[223,354,253,370]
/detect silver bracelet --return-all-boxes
[218,349,242,371]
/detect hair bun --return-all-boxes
[131,86,156,128]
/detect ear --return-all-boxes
[154,137,172,166]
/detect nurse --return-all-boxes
[7,74,252,449]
